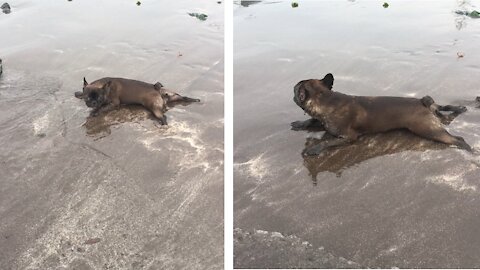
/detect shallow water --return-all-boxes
[0,1,223,269]
[234,0,480,268]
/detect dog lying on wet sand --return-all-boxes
[75,77,200,125]
[292,73,472,156]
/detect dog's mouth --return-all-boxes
[85,100,100,108]
[85,99,102,108]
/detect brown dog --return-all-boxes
[75,77,200,125]
[293,73,472,156]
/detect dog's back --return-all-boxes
[346,95,438,134]
[95,77,161,105]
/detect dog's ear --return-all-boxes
[102,80,112,96]
[322,73,334,90]
[83,77,88,87]
[103,80,112,88]
[298,86,308,103]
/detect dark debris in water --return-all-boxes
[240,1,261,7]
[1,2,11,14]
[136,1,141,6]
[383,2,389,8]
[470,10,480,18]
[455,10,480,18]
[188,12,208,21]
[291,2,298,8]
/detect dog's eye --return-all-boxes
[88,92,98,100]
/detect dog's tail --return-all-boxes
[153,82,163,90]
[420,95,435,108]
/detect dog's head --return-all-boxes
[293,73,334,109]
[76,77,112,108]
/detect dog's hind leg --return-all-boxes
[409,125,472,152]
[437,105,467,125]
[150,98,168,125]
[168,93,200,103]
[159,89,200,104]
[437,104,467,113]
[420,95,467,113]
[421,96,467,124]
[152,109,167,125]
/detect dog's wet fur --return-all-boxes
[293,73,472,156]
[75,77,200,125]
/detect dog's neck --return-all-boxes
[303,90,336,119]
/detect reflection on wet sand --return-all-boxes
[302,130,447,182]
[83,101,199,139]
[83,105,153,138]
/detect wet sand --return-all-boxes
[0,1,223,269]
[234,1,480,268]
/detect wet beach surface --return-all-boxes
[0,1,223,269]
[234,1,480,268]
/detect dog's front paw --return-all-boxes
[291,121,306,131]
[302,147,322,157]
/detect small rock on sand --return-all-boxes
[84,237,101,245]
